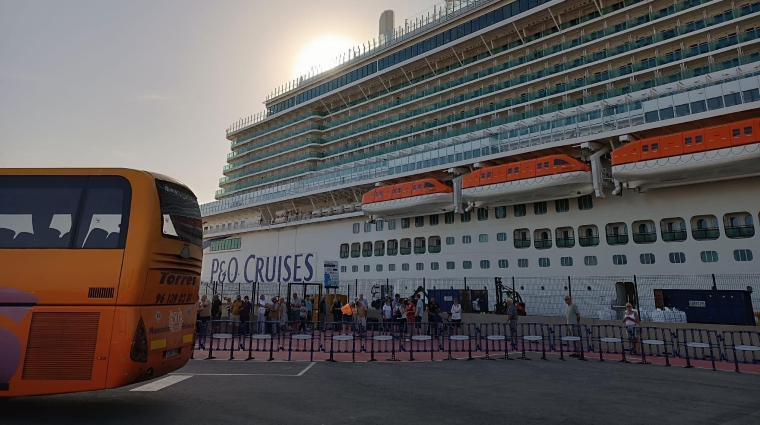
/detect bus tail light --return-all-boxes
[130,317,148,363]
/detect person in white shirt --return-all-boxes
[381,299,393,334]
[450,298,463,335]
[257,294,268,334]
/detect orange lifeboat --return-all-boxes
[611,118,760,190]
[361,179,454,218]
[461,154,592,207]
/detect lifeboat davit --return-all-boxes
[462,154,592,207]
[612,118,760,190]
[362,179,454,218]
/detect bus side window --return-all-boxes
[74,176,132,249]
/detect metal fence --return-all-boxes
[192,320,760,371]
[201,274,760,324]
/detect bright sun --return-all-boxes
[292,35,357,79]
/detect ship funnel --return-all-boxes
[379,10,395,43]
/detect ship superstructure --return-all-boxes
[200,0,760,314]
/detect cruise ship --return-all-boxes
[200,0,760,316]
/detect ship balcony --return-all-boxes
[362,250,372,258]
[400,247,412,255]
[340,252,349,259]
[374,249,385,257]
[691,227,720,241]
[725,225,755,238]
[578,236,599,247]
[429,245,441,253]
[229,111,326,147]
[661,230,688,242]
[351,250,360,258]
[387,248,398,256]
[414,247,426,255]
[632,231,658,244]
[534,239,552,250]
[514,239,531,249]
[556,237,575,248]
[606,234,629,245]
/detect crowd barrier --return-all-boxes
[192,320,760,371]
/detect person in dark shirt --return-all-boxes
[211,294,222,333]
[240,296,252,334]
[426,296,441,336]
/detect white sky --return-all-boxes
[0,0,440,204]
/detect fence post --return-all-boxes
[355,279,358,301]
[567,276,572,298]
[633,275,640,310]
[511,276,516,293]
[423,277,426,295]
[711,273,717,290]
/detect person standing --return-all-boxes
[255,294,267,334]
[301,295,312,332]
[356,299,368,336]
[426,296,441,337]
[415,294,424,329]
[506,299,518,346]
[291,293,302,332]
[240,296,252,335]
[451,298,462,335]
[406,299,417,336]
[564,296,581,357]
[382,299,393,334]
[357,294,369,309]
[278,297,287,332]
[319,296,328,331]
[623,302,641,354]
[394,299,407,336]
[341,302,355,334]
[331,298,342,326]
[197,294,211,334]
[211,294,222,333]
[230,295,243,333]
[268,297,280,334]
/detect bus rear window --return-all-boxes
[156,180,202,246]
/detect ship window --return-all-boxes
[497,232,507,241]
[415,216,424,228]
[374,240,385,257]
[691,215,719,240]
[351,242,361,258]
[430,215,439,226]
[695,135,703,143]
[534,202,547,215]
[553,158,570,166]
[537,163,542,170]
[401,218,410,229]
[700,251,719,263]
[388,219,396,230]
[402,263,410,271]
[495,206,507,219]
[669,252,686,264]
[560,257,573,267]
[640,253,656,264]
[400,238,411,255]
[364,265,370,272]
[389,264,396,271]
[556,199,569,212]
[514,204,527,217]
[340,243,349,259]
[743,88,760,102]
[414,237,426,254]
[724,212,755,239]
[691,100,706,113]
[514,229,530,249]
[745,126,753,135]
[477,208,488,221]
[376,264,383,272]
[431,262,439,270]
[463,261,473,269]
[612,254,628,265]
[445,212,455,224]
[364,222,372,233]
[480,260,490,269]
[352,266,358,272]
[479,234,488,243]
[498,259,509,268]
[732,129,741,137]
[518,259,528,268]
[341,266,347,273]
[462,235,472,244]
[461,211,472,222]
[584,256,598,266]
[353,223,360,234]
[578,195,593,210]
[707,96,723,110]
[675,104,690,117]
[416,263,424,271]
[641,144,649,152]
[376,220,384,232]
[538,258,550,268]
[684,137,692,145]
[387,239,398,256]
[734,249,753,262]
[651,143,659,151]
[514,167,520,173]
[424,182,435,188]
[362,242,372,257]
[446,261,455,270]
[446,237,455,245]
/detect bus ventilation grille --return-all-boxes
[88,287,115,299]
[22,312,100,381]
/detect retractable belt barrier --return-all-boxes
[192,320,760,371]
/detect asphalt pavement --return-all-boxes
[2,355,759,425]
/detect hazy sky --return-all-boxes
[0,0,439,204]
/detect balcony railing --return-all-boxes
[578,236,599,247]
[534,239,553,250]
[362,250,372,257]
[374,249,385,256]
[400,247,412,255]
[340,252,349,259]
[429,245,442,253]
[606,234,629,245]
[513,239,531,249]
[725,225,755,238]
[556,237,575,248]
[661,230,688,242]
[414,247,426,254]
[387,249,398,256]
[692,228,720,240]
[633,231,658,244]
[351,250,360,258]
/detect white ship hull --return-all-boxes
[462,172,594,207]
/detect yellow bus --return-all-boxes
[0,169,202,397]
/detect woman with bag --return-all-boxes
[394,299,406,336]
[623,302,642,354]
